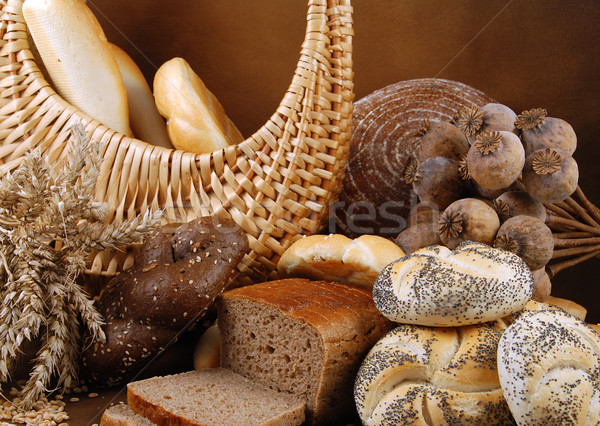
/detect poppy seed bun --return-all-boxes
[354,323,514,425]
[498,309,600,425]
[372,242,533,326]
[277,234,405,290]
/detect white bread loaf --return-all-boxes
[498,308,600,424]
[373,242,533,326]
[153,57,244,154]
[277,234,405,290]
[23,0,132,136]
[110,43,172,149]
[354,323,513,425]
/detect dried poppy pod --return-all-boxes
[531,269,552,302]
[406,201,440,228]
[456,103,519,144]
[416,119,470,162]
[395,221,442,254]
[438,198,500,249]
[522,148,579,203]
[515,108,577,156]
[404,156,465,211]
[466,130,525,191]
[493,215,554,272]
[494,190,547,223]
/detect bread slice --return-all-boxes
[126,368,305,426]
[217,279,393,425]
[100,403,156,426]
[23,0,132,136]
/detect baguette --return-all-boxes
[153,57,244,154]
[23,0,132,136]
[110,43,172,148]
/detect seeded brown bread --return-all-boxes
[81,216,249,387]
[126,368,305,426]
[217,279,394,425]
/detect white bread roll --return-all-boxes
[373,242,533,326]
[354,323,513,425]
[23,0,132,136]
[498,308,600,424]
[545,295,587,321]
[153,58,244,154]
[277,234,405,290]
[110,43,173,149]
[193,322,220,370]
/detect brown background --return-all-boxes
[88,0,600,320]
[61,0,600,423]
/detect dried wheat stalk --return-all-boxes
[0,123,160,409]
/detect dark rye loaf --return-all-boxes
[217,278,394,425]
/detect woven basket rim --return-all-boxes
[0,0,355,282]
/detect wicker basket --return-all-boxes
[0,0,354,283]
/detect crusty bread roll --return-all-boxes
[193,322,220,370]
[218,279,393,425]
[277,234,405,290]
[110,43,173,149]
[354,323,513,425]
[544,295,587,321]
[373,242,533,326]
[498,308,600,424]
[332,78,494,238]
[153,57,244,154]
[23,0,132,136]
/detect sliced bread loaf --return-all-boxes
[100,403,156,426]
[217,278,393,425]
[126,368,305,426]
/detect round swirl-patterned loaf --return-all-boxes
[333,78,494,238]
[372,242,533,326]
[498,308,600,425]
[354,322,514,425]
